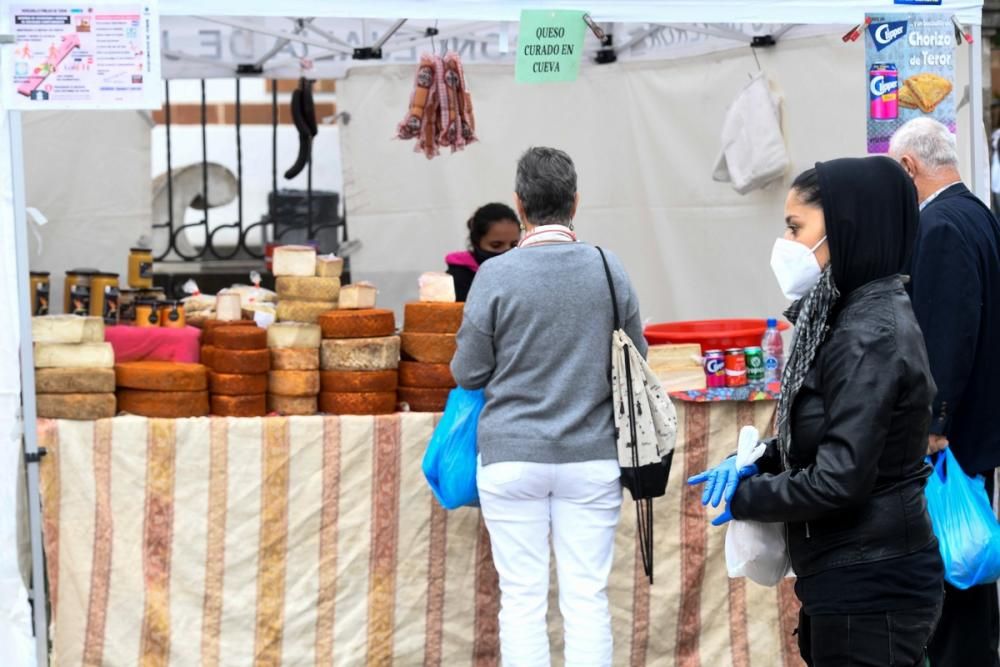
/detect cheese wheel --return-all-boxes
[320,370,399,393]
[35,367,116,394]
[34,342,115,369]
[209,348,270,375]
[215,292,244,321]
[32,315,105,344]
[273,245,318,277]
[321,336,400,372]
[403,302,464,334]
[319,309,395,339]
[211,393,267,417]
[202,319,255,346]
[37,393,116,420]
[267,394,318,416]
[212,325,267,350]
[267,322,322,349]
[319,391,397,416]
[201,345,216,367]
[208,372,269,396]
[338,283,377,310]
[398,361,456,389]
[268,370,320,397]
[270,348,320,371]
[418,272,457,303]
[400,333,457,364]
[398,386,450,413]
[118,389,210,418]
[276,300,338,324]
[316,255,344,278]
[115,361,208,391]
[276,276,341,302]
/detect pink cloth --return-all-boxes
[105,325,203,363]
[445,250,479,272]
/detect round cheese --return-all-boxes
[320,336,400,372]
[276,300,338,324]
[118,389,210,418]
[200,345,217,367]
[35,367,116,394]
[319,391,397,416]
[268,370,320,397]
[37,393,116,420]
[208,372,269,396]
[400,333,457,364]
[267,322,322,349]
[212,325,267,350]
[273,245,318,277]
[208,348,270,375]
[34,342,115,369]
[269,348,320,371]
[202,319,255,346]
[403,302,464,334]
[115,361,208,391]
[276,276,341,302]
[211,394,267,417]
[32,315,105,344]
[320,370,398,393]
[398,386,451,413]
[319,309,396,339]
[267,394,318,416]
[215,292,244,321]
[398,361,456,389]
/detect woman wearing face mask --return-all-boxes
[689,158,943,666]
[445,203,521,302]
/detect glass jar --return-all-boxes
[90,273,120,324]
[64,269,97,315]
[29,271,50,316]
[158,300,185,328]
[128,247,154,289]
[119,289,138,323]
[135,287,166,302]
[134,299,160,328]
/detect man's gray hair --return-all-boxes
[515,147,577,226]
[889,118,959,171]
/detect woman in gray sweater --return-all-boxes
[451,147,646,667]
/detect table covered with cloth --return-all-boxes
[36,400,804,666]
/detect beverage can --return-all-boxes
[745,346,765,384]
[869,63,898,120]
[704,350,726,388]
[725,348,748,388]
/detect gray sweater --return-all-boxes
[450,242,647,465]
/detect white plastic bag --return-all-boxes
[725,425,791,586]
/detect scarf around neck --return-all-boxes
[517,224,577,248]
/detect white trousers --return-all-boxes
[477,457,623,667]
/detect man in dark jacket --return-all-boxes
[891,118,1000,667]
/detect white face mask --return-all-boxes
[770,236,827,301]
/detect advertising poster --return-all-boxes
[5,1,160,110]
[866,13,955,153]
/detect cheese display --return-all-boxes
[276,300,338,324]
[398,386,451,413]
[276,276,341,302]
[315,255,344,278]
[402,302,464,334]
[273,245,318,277]
[37,393,117,420]
[320,369,398,393]
[211,393,267,418]
[115,361,208,392]
[117,389,210,418]
[400,333,457,364]
[35,368,116,394]
[208,372,269,396]
[35,342,115,369]
[211,325,268,350]
[338,283,377,310]
[207,348,270,375]
[318,309,396,339]
[269,348,320,371]
[320,336,400,372]
[32,315,105,344]
[268,370,320,397]
[319,391,397,416]
[202,318,255,346]
[398,361,456,389]
[266,322,322,349]
[418,272,457,303]
[267,394,318,416]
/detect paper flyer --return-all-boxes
[5,1,161,110]
[865,13,956,154]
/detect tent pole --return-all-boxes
[8,109,50,666]
[969,23,988,204]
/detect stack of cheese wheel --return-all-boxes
[32,315,117,420]
[267,322,322,415]
[115,361,210,418]
[203,323,269,417]
[318,301,400,415]
[398,273,461,412]
[274,245,343,324]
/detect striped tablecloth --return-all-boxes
[37,402,803,666]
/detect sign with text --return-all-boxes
[515,9,586,83]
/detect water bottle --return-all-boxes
[762,318,784,384]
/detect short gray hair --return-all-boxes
[515,147,577,226]
[889,118,959,171]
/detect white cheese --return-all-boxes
[316,255,344,278]
[34,342,115,369]
[32,315,105,344]
[418,272,456,303]
[338,283,378,310]
[266,322,323,349]
[273,245,317,277]
[320,336,400,371]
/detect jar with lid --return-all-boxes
[119,289,138,322]
[64,269,97,315]
[29,271,50,316]
[158,300,186,328]
[90,273,120,324]
[136,287,166,302]
[128,248,154,289]
[134,299,160,328]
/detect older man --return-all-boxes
[891,118,1000,666]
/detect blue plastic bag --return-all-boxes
[422,387,485,510]
[925,449,1000,590]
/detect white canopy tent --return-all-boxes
[0,1,986,665]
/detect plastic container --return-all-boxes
[762,318,785,384]
[644,319,790,353]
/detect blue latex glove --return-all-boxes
[712,502,734,526]
[687,456,758,508]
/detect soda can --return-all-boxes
[745,346,765,384]
[869,63,898,120]
[704,350,726,388]
[725,348,748,388]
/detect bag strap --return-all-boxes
[595,246,621,331]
